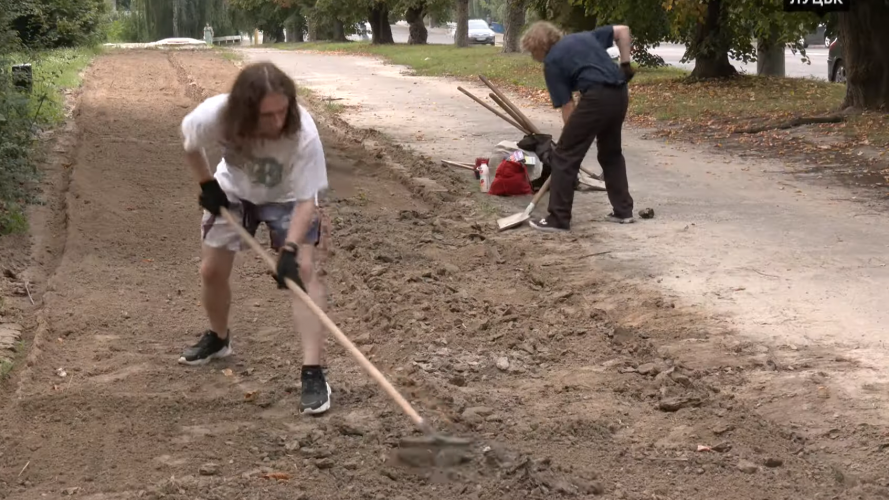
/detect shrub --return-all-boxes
[10,0,108,49]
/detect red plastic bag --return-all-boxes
[488,160,532,196]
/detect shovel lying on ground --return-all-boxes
[219,207,473,454]
[497,175,551,231]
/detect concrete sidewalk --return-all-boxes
[242,48,889,407]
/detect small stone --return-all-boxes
[449,375,466,386]
[658,396,700,412]
[670,372,692,387]
[637,363,659,375]
[711,442,732,453]
[462,406,494,419]
[314,458,335,469]
[334,413,369,436]
[495,357,510,371]
[639,208,655,219]
[737,459,759,474]
[199,463,221,476]
[712,423,734,435]
[764,457,784,468]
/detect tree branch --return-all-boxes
[733,113,845,134]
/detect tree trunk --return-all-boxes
[171,0,180,37]
[406,5,428,44]
[286,16,304,42]
[307,20,319,42]
[333,19,347,42]
[502,0,525,53]
[369,4,395,44]
[274,26,285,43]
[455,0,469,47]
[689,0,737,78]
[756,25,785,77]
[839,0,889,110]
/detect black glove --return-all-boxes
[620,62,635,83]
[276,242,305,291]
[199,179,229,216]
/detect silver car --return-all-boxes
[468,19,496,46]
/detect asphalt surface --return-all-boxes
[387,24,831,80]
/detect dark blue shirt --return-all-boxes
[543,26,625,108]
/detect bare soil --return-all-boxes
[1,49,888,500]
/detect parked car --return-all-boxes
[468,19,496,45]
[803,24,828,48]
[827,38,845,83]
[491,22,504,34]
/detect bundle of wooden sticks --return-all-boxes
[455,75,602,182]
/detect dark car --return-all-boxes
[827,38,845,83]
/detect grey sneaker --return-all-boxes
[606,213,635,224]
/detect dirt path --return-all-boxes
[0,49,886,499]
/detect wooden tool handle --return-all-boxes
[489,93,525,127]
[479,75,540,134]
[530,175,552,206]
[457,87,529,134]
[219,207,426,428]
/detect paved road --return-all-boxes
[387,24,831,80]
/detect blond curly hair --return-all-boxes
[521,21,564,56]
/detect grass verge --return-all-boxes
[0,46,99,234]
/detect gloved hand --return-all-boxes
[199,179,229,216]
[276,242,305,291]
[620,62,635,83]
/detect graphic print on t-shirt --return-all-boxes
[222,147,286,188]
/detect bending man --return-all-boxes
[521,21,636,232]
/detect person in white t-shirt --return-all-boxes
[178,61,332,415]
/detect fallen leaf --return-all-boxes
[262,472,291,481]
[222,368,233,377]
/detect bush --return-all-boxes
[103,10,142,43]
[11,0,108,49]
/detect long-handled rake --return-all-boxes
[219,207,472,452]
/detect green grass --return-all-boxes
[273,41,684,89]
[0,360,12,379]
[216,48,242,63]
[7,46,101,125]
[0,45,100,235]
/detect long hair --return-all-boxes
[222,62,301,146]
[521,21,564,56]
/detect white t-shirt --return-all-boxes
[181,93,328,205]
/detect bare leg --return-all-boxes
[293,243,326,365]
[200,245,236,338]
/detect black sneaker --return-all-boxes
[300,366,331,415]
[178,330,232,366]
[528,215,569,233]
[605,212,635,224]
